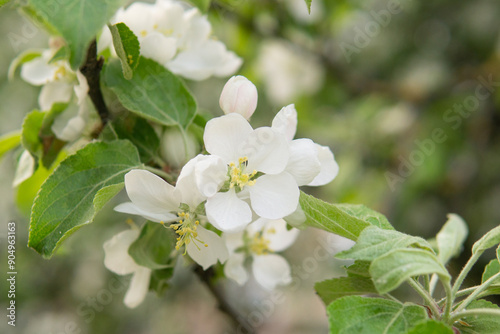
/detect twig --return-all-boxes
[80,39,110,125]
[194,265,256,334]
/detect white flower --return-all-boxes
[272,104,339,186]
[103,229,152,308]
[224,218,299,290]
[20,48,90,142]
[99,0,242,81]
[114,161,229,270]
[200,113,300,232]
[219,75,258,120]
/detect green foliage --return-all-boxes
[456,300,500,334]
[315,276,376,305]
[299,192,393,241]
[188,0,211,12]
[128,222,176,270]
[104,57,197,129]
[405,320,454,334]
[28,140,142,258]
[336,226,433,261]
[472,225,500,254]
[436,214,468,264]
[304,0,312,14]
[482,259,500,284]
[327,296,427,334]
[28,0,125,69]
[0,0,10,8]
[0,130,21,159]
[109,22,140,80]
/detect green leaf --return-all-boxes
[108,22,140,80]
[370,248,450,294]
[337,226,433,261]
[0,131,21,159]
[188,0,211,12]
[101,116,160,164]
[128,222,176,270]
[93,183,124,212]
[22,110,45,159]
[28,0,125,69]
[482,259,500,284]
[8,49,43,80]
[315,276,376,305]
[28,140,142,258]
[49,45,70,64]
[455,300,500,334]
[345,261,372,278]
[436,213,468,264]
[104,57,197,129]
[299,192,393,241]
[406,320,454,334]
[472,225,500,254]
[327,296,427,334]
[304,0,312,14]
[149,267,174,295]
[0,0,11,8]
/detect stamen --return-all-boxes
[170,211,208,252]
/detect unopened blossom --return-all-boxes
[199,113,299,232]
[114,159,229,269]
[20,48,90,141]
[219,75,258,120]
[103,229,152,308]
[99,0,242,80]
[159,127,200,169]
[224,218,299,290]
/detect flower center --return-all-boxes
[169,211,208,252]
[249,234,271,255]
[229,157,257,190]
[53,65,67,81]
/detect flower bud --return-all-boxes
[219,75,258,120]
[160,127,200,169]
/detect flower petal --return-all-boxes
[286,138,321,186]
[223,231,244,253]
[203,113,253,163]
[242,127,289,175]
[252,254,291,290]
[206,188,252,232]
[308,144,339,186]
[124,267,151,308]
[114,202,178,223]
[20,55,57,86]
[103,230,141,275]
[224,253,248,285]
[271,104,297,142]
[186,226,229,270]
[194,156,227,198]
[263,219,299,252]
[140,32,177,65]
[249,172,299,220]
[124,169,179,214]
[39,82,73,110]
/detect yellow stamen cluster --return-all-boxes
[53,66,67,80]
[140,30,148,37]
[170,212,208,252]
[229,157,257,189]
[249,234,271,255]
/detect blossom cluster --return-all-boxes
[105,75,339,307]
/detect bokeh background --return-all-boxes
[1,0,500,333]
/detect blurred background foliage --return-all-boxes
[1,0,500,333]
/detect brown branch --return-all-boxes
[194,265,256,334]
[80,39,110,125]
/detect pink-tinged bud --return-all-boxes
[219,75,258,120]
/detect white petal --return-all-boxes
[179,8,211,49]
[206,188,252,232]
[97,25,113,53]
[140,32,177,65]
[174,155,209,207]
[39,82,73,110]
[186,226,229,270]
[124,170,179,214]
[242,127,289,175]
[74,71,89,105]
[271,104,297,142]
[252,254,291,290]
[262,219,299,252]
[212,51,243,78]
[219,75,258,120]
[224,253,248,285]
[204,113,253,163]
[13,150,35,187]
[194,155,227,198]
[249,173,299,220]
[103,230,141,275]
[20,56,57,85]
[286,138,321,186]
[124,267,151,308]
[223,231,244,253]
[53,114,85,142]
[284,205,306,229]
[115,3,155,34]
[308,144,339,186]
[114,202,178,223]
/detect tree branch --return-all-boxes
[80,39,110,125]
[194,265,256,334]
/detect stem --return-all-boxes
[80,39,110,126]
[194,265,255,334]
[449,308,500,323]
[407,279,441,317]
[429,274,439,296]
[423,275,430,293]
[451,251,482,297]
[442,279,454,322]
[144,166,174,183]
[454,271,500,313]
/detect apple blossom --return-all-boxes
[114,160,229,269]
[219,75,258,120]
[99,0,242,80]
[224,218,299,290]
[103,229,152,308]
[159,127,200,169]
